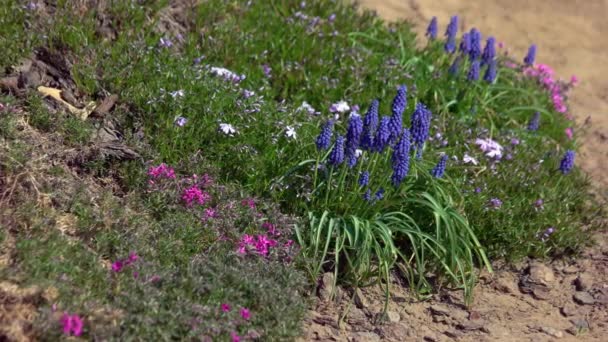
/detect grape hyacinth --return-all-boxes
[467,60,480,81]
[459,32,470,54]
[528,112,541,131]
[363,189,372,201]
[375,188,385,201]
[426,17,438,40]
[411,102,432,157]
[468,28,482,60]
[374,116,391,152]
[481,37,496,66]
[484,60,497,83]
[524,44,537,66]
[328,135,345,166]
[389,85,407,141]
[360,99,379,150]
[448,56,462,76]
[431,154,448,178]
[359,171,370,187]
[559,150,575,174]
[444,16,458,53]
[391,129,411,187]
[345,114,364,167]
[315,120,334,150]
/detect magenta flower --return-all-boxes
[203,207,217,220]
[148,163,176,179]
[240,307,251,320]
[231,332,241,342]
[221,303,231,312]
[262,222,280,236]
[127,252,139,264]
[111,260,124,273]
[565,127,573,139]
[61,313,84,336]
[241,198,256,209]
[182,186,210,207]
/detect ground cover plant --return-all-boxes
[0,0,604,340]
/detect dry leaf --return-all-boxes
[37,86,96,120]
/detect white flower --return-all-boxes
[463,153,478,165]
[210,67,235,78]
[219,123,237,136]
[330,100,350,113]
[298,101,317,115]
[355,149,363,158]
[285,126,297,139]
[169,90,184,98]
[475,138,503,159]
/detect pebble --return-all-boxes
[386,311,400,323]
[541,326,564,338]
[528,263,555,285]
[573,291,596,305]
[575,273,593,291]
[560,305,577,317]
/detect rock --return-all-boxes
[541,326,564,338]
[560,305,577,317]
[570,318,590,330]
[386,310,400,323]
[575,273,593,291]
[353,288,369,310]
[423,335,439,342]
[573,291,596,305]
[429,305,451,316]
[494,276,518,294]
[318,273,336,301]
[562,265,579,274]
[532,287,552,300]
[377,323,412,340]
[528,263,555,286]
[444,329,463,339]
[468,311,482,320]
[456,320,485,331]
[349,331,380,342]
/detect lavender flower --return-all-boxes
[345,114,364,167]
[483,60,497,83]
[481,37,496,66]
[431,154,448,178]
[528,112,540,131]
[410,102,432,157]
[328,135,345,166]
[448,56,462,76]
[524,44,537,66]
[174,116,188,127]
[360,99,379,150]
[374,116,391,152]
[363,189,372,201]
[445,15,458,38]
[444,36,457,54]
[391,128,411,187]
[359,171,370,187]
[468,28,482,60]
[262,64,272,77]
[534,198,544,210]
[315,120,334,151]
[467,60,480,81]
[375,188,385,201]
[389,85,407,141]
[159,37,173,48]
[459,32,471,54]
[426,17,438,40]
[488,198,502,209]
[540,227,555,241]
[559,150,575,174]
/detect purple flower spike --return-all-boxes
[524,44,537,66]
[426,17,438,40]
[559,150,575,174]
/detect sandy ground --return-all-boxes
[357,0,608,191]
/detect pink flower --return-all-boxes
[221,303,231,312]
[285,240,294,247]
[182,186,211,207]
[111,260,124,273]
[504,61,518,69]
[133,271,139,279]
[570,75,579,86]
[147,163,175,179]
[231,332,241,342]
[203,207,217,220]
[241,198,256,209]
[262,222,280,236]
[565,127,573,139]
[240,307,251,320]
[127,252,139,264]
[61,313,84,336]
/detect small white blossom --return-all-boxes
[219,123,237,136]
[475,138,503,159]
[298,101,317,115]
[169,90,184,98]
[355,149,363,158]
[463,153,478,165]
[330,100,350,114]
[285,126,297,139]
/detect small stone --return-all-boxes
[528,263,555,285]
[429,305,451,316]
[457,320,485,331]
[318,273,336,301]
[386,311,400,323]
[423,335,438,342]
[468,311,482,320]
[354,288,369,309]
[573,291,596,305]
[575,273,593,291]
[541,326,563,338]
[444,329,463,339]
[349,332,380,342]
[494,276,518,294]
[560,305,577,317]
[562,265,579,274]
[570,318,590,330]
